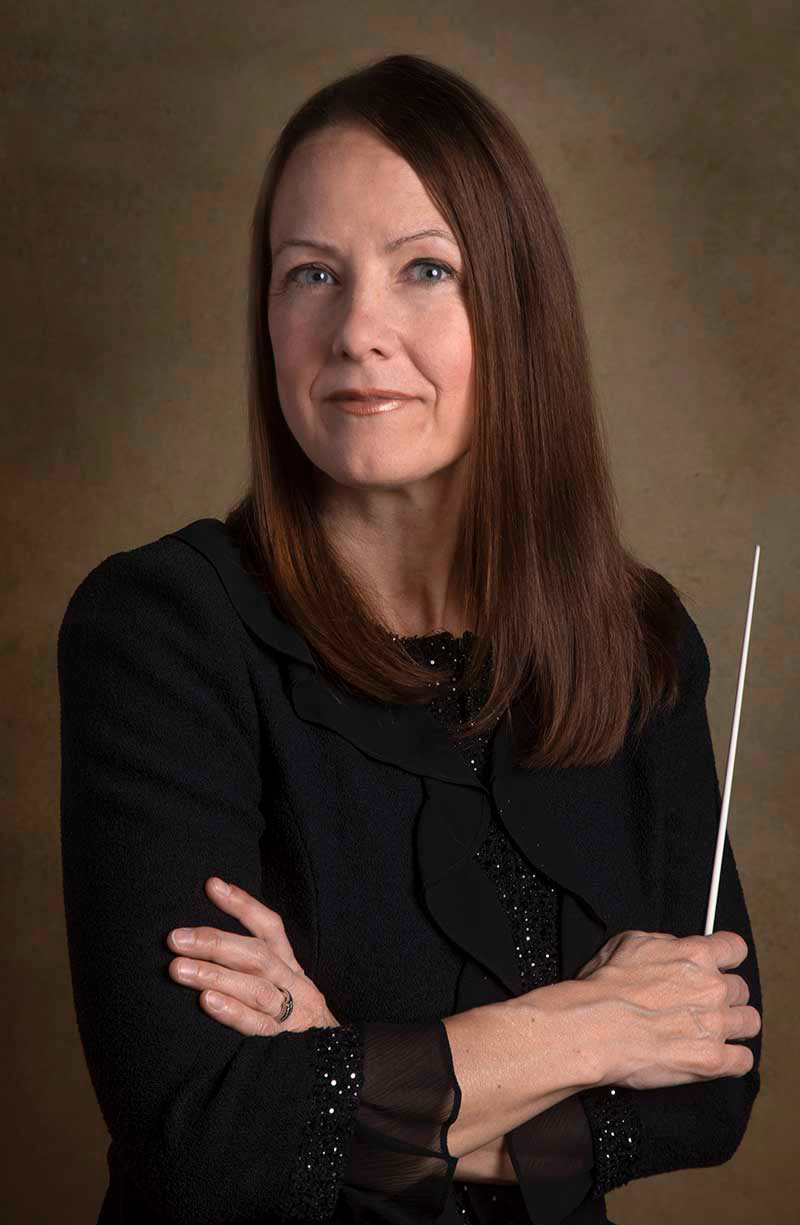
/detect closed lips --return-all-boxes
[327,389,413,400]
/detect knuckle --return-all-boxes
[728,973,750,1004]
[695,1041,726,1078]
[710,1009,729,1040]
[709,976,729,1006]
[253,983,276,1013]
[696,1007,726,1041]
[193,927,216,951]
[255,946,279,976]
[710,1046,729,1078]
[623,930,649,947]
[601,933,623,955]
[683,935,712,962]
[255,906,283,933]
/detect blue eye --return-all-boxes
[286,259,456,288]
[407,260,456,285]
[288,265,333,287]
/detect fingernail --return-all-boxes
[206,991,225,1010]
[211,878,230,896]
[172,929,195,946]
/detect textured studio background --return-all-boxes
[3,2,797,1221]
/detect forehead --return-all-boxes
[270,125,453,248]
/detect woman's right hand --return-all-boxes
[573,929,762,1092]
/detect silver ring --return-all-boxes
[277,986,294,1024]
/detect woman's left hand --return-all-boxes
[166,876,341,1035]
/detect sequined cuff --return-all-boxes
[579,1085,642,1199]
[280,1023,365,1220]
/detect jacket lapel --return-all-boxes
[167,518,480,788]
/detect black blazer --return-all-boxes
[57,518,762,1225]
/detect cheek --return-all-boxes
[418,294,471,361]
[268,313,322,432]
[268,305,308,378]
[423,313,474,407]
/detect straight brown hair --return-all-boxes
[225,53,685,770]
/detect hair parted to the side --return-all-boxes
[225,52,685,770]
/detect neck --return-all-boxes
[316,476,470,639]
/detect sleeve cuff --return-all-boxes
[280,1019,462,1224]
[579,1084,643,1198]
[279,1023,365,1219]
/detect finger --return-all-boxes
[724,1003,761,1044]
[722,971,750,1006]
[199,989,288,1037]
[710,929,749,970]
[167,927,295,983]
[168,954,295,1020]
[624,931,679,943]
[205,877,304,973]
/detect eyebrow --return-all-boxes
[271,227,459,261]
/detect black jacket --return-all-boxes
[57,518,762,1225]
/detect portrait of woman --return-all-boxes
[57,54,762,1225]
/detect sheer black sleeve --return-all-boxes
[327,1020,462,1224]
[449,1092,597,1225]
[504,1091,595,1222]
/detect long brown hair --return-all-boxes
[225,53,684,769]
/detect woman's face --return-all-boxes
[267,123,474,497]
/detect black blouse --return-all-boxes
[286,629,640,1225]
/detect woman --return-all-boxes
[58,54,762,1225]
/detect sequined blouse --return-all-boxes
[285,629,641,1225]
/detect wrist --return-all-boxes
[505,977,612,1091]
